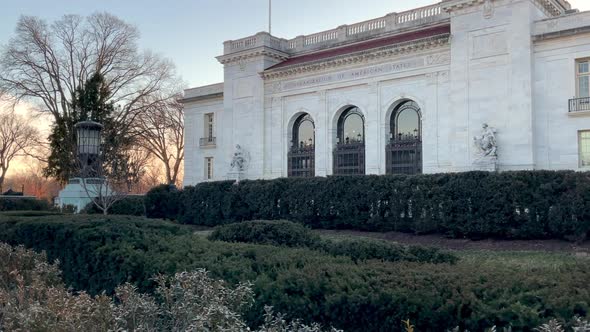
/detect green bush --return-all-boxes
[0,211,63,217]
[151,171,590,241]
[209,220,321,247]
[82,196,145,216]
[209,220,457,264]
[0,197,51,212]
[0,215,588,331]
[318,237,458,264]
[145,184,180,219]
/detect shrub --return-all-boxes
[319,237,458,264]
[158,171,590,241]
[0,197,51,211]
[209,220,321,248]
[1,215,588,331]
[145,184,180,219]
[0,211,63,217]
[82,196,145,216]
[0,242,336,332]
[209,220,457,264]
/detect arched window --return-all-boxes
[334,106,365,175]
[338,107,364,144]
[289,114,315,177]
[293,114,315,148]
[387,100,422,174]
[391,101,420,141]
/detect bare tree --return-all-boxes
[0,13,180,126]
[122,144,152,192]
[0,13,182,183]
[78,156,127,215]
[77,132,153,214]
[133,97,184,185]
[0,109,39,191]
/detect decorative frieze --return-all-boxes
[262,35,450,81]
[274,58,425,93]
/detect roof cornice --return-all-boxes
[441,0,567,17]
[216,47,290,65]
[261,33,450,80]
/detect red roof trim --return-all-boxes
[266,25,451,71]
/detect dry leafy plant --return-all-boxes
[0,242,340,332]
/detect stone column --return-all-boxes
[316,91,328,176]
[365,83,381,175]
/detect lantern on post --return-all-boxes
[75,121,103,177]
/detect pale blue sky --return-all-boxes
[1,0,589,88]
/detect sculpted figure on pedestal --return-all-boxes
[474,123,497,158]
[230,144,249,172]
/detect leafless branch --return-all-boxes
[0,109,40,190]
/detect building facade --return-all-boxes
[183,0,590,185]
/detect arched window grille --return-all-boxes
[334,107,365,175]
[386,101,422,175]
[288,114,315,177]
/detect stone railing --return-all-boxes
[533,10,590,40]
[225,33,289,54]
[200,137,217,148]
[223,2,448,56]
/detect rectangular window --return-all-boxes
[580,131,590,167]
[577,59,590,98]
[204,113,214,141]
[205,157,214,180]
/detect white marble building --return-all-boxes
[183,0,590,185]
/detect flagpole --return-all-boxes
[268,0,272,35]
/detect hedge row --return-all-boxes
[0,197,51,211]
[0,214,588,331]
[146,171,590,241]
[208,220,458,264]
[82,196,146,216]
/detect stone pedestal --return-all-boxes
[56,178,110,212]
[472,156,498,172]
[226,172,245,182]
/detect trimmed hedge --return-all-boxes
[153,171,590,241]
[82,196,146,216]
[0,197,51,211]
[145,184,180,219]
[209,220,321,248]
[209,220,458,264]
[0,215,589,331]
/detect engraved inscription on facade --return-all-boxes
[280,58,426,91]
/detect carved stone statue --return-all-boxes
[473,123,497,158]
[230,144,249,172]
[483,0,494,19]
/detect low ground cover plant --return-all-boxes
[0,214,589,331]
[209,220,458,264]
[148,171,590,241]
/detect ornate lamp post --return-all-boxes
[56,120,106,212]
[75,121,103,176]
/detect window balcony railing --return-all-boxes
[199,137,216,147]
[333,142,365,176]
[288,145,315,178]
[569,97,590,113]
